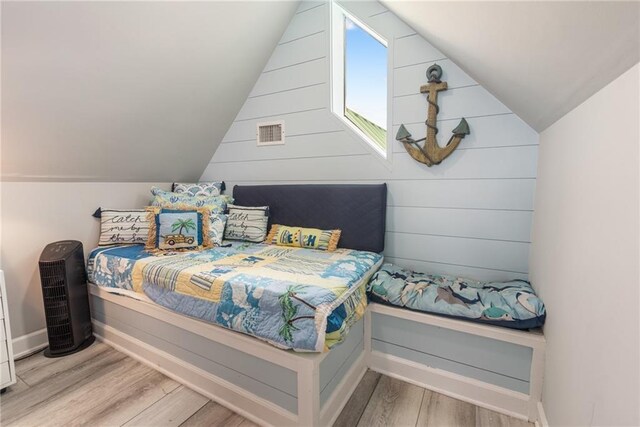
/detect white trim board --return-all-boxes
[12,328,48,360]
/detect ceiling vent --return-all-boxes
[257,120,285,146]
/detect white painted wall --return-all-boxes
[1,1,297,182]
[201,0,538,282]
[530,64,639,426]
[0,182,170,341]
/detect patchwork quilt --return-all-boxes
[88,243,383,351]
[368,264,546,329]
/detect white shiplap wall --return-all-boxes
[201,0,538,281]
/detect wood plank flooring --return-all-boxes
[0,342,532,427]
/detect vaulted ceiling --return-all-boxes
[382,1,640,131]
[1,1,298,181]
[2,1,638,182]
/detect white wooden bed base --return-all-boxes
[89,284,545,426]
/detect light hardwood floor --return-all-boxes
[0,342,532,427]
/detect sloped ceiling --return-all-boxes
[382,1,640,131]
[1,1,299,181]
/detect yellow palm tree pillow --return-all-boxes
[265,224,341,252]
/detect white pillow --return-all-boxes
[98,209,149,246]
[223,205,269,242]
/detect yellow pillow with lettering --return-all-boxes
[265,224,341,251]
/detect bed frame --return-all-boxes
[90,285,364,426]
[88,184,546,425]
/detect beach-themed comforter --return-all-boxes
[88,243,383,351]
[368,264,546,329]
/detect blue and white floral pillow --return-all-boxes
[210,213,228,246]
[151,187,232,214]
[172,182,224,197]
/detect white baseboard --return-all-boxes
[370,350,532,422]
[92,320,297,427]
[12,328,48,360]
[535,401,549,427]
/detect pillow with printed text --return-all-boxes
[223,205,269,243]
[98,209,149,246]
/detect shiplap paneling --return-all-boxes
[214,131,367,163]
[319,320,364,392]
[235,83,327,121]
[391,114,539,151]
[202,0,538,281]
[249,57,327,98]
[264,31,327,72]
[217,179,536,211]
[372,313,533,382]
[387,207,533,242]
[339,1,414,39]
[209,147,537,181]
[384,232,530,273]
[394,33,445,68]
[296,1,325,15]
[221,108,341,143]
[385,179,536,211]
[279,2,327,44]
[371,340,529,393]
[340,1,388,18]
[368,11,415,39]
[384,257,529,282]
[91,297,299,413]
[393,86,511,124]
[394,58,477,96]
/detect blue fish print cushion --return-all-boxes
[368,264,546,330]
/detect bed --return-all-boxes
[88,183,387,426]
[88,242,382,352]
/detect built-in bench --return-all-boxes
[89,285,545,426]
[366,302,545,422]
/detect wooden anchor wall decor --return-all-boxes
[396,64,470,166]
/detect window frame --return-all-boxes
[330,1,390,159]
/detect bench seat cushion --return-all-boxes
[367,264,546,330]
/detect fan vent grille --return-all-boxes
[40,260,73,350]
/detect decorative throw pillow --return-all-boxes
[150,188,232,246]
[266,225,341,251]
[150,187,232,214]
[145,207,211,252]
[209,213,228,246]
[172,181,225,197]
[224,205,269,242]
[97,209,150,246]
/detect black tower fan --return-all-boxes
[39,240,95,357]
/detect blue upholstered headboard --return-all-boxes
[233,184,387,253]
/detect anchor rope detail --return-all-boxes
[395,63,470,166]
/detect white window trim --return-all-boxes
[329,1,392,162]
